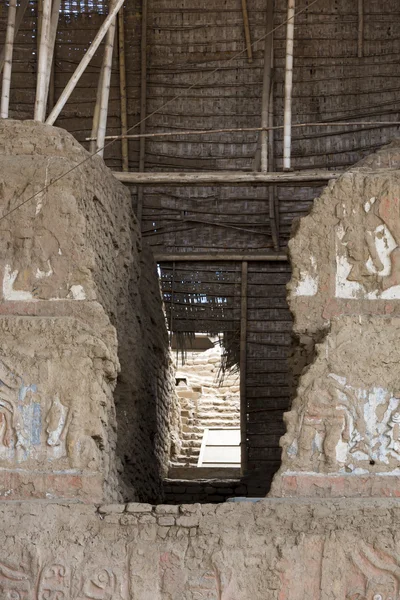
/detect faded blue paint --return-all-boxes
[31,403,42,445]
[18,384,37,402]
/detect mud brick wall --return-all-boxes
[3,498,400,599]
[0,120,175,503]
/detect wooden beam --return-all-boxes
[0,0,30,75]
[113,169,339,185]
[283,0,295,170]
[240,261,248,476]
[154,253,288,262]
[358,0,364,58]
[34,0,52,122]
[96,1,117,156]
[0,0,17,119]
[46,0,125,126]
[241,0,253,63]
[118,6,129,172]
[260,0,273,172]
[137,0,149,225]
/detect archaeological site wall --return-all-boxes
[0,119,175,503]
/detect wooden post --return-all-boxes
[283,0,295,170]
[96,1,117,156]
[240,261,248,476]
[44,0,61,111]
[46,0,125,126]
[137,0,148,225]
[34,0,52,122]
[358,0,364,58]
[118,6,129,171]
[240,0,253,63]
[0,0,17,119]
[260,0,273,172]
[0,0,30,75]
[90,64,105,154]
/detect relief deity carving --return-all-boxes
[336,195,400,299]
[0,558,125,600]
[0,357,100,472]
[284,368,400,473]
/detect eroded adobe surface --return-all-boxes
[0,120,176,503]
[271,140,400,498]
[2,498,400,600]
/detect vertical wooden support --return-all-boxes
[240,261,248,476]
[137,0,148,225]
[0,0,17,119]
[118,6,129,171]
[0,0,30,75]
[34,0,52,122]
[358,0,364,58]
[90,65,105,154]
[241,0,253,63]
[260,0,273,172]
[96,2,117,156]
[46,0,126,126]
[283,0,295,170]
[44,0,61,110]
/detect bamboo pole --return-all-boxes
[43,0,61,110]
[118,7,129,171]
[0,0,30,75]
[113,169,339,185]
[260,0,274,172]
[137,0,148,225]
[241,0,253,63]
[34,0,52,122]
[90,66,105,154]
[0,0,17,119]
[283,0,295,170]
[155,253,287,262]
[46,0,126,126]
[358,0,364,58]
[96,2,117,156]
[240,261,248,476]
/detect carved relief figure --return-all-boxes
[45,396,70,447]
[286,374,359,471]
[284,368,400,472]
[0,360,38,457]
[336,195,400,299]
[346,541,400,600]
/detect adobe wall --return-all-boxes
[2,498,400,599]
[0,120,175,503]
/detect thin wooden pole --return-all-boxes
[113,169,339,185]
[90,69,104,154]
[34,0,52,122]
[96,2,117,156]
[46,0,125,126]
[155,253,287,262]
[358,0,364,58]
[283,0,295,170]
[0,0,30,75]
[118,7,129,171]
[260,0,274,172]
[240,261,248,476]
[137,0,148,225]
[0,0,17,119]
[241,0,253,63]
[43,0,61,110]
